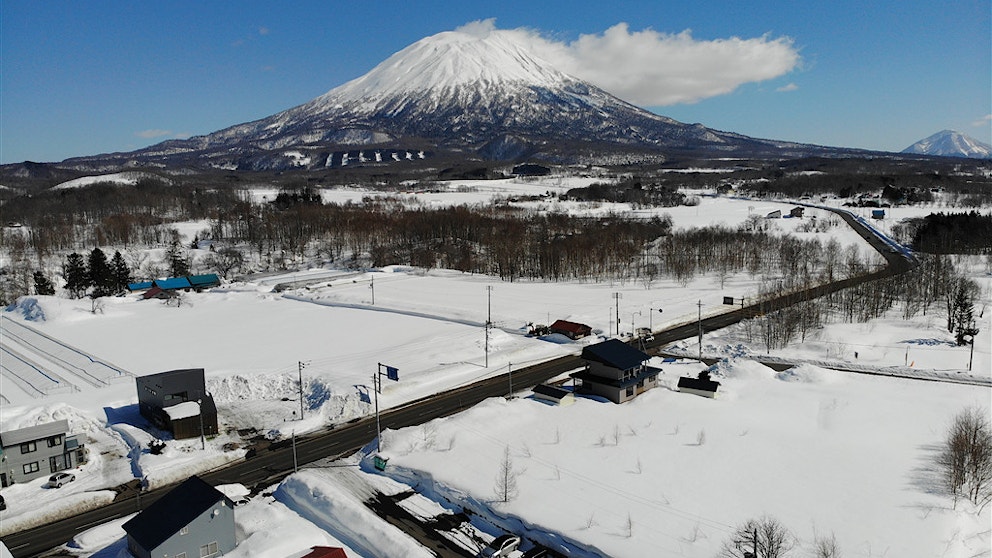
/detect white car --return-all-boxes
[481,535,521,558]
[46,472,75,488]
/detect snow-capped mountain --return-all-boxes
[61,28,860,171]
[902,130,992,158]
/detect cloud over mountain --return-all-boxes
[456,19,801,106]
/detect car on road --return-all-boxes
[481,534,521,558]
[46,472,75,488]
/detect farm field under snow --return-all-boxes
[0,181,989,556]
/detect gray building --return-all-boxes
[0,419,85,487]
[571,339,660,404]
[123,475,236,558]
[136,369,218,440]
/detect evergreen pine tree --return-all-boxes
[88,247,114,297]
[110,250,131,295]
[62,252,89,299]
[32,271,56,296]
[165,240,190,277]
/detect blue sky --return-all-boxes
[2,1,989,164]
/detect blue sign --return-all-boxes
[385,365,399,381]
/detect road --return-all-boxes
[3,205,919,557]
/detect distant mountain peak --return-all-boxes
[319,29,575,106]
[902,130,991,159]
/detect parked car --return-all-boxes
[46,472,75,488]
[481,534,521,558]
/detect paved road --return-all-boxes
[3,204,918,557]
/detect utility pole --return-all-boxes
[486,286,493,367]
[298,361,308,420]
[507,361,513,398]
[292,430,298,473]
[612,292,622,337]
[697,300,703,360]
[370,273,375,305]
[196,399,205,450]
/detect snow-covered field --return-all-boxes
[1,181,989,556]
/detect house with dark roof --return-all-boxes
[570,339,660,404]
[136,369,218,440]
[677,371,721,399]
[123,475,235,558]
[531,384,575,406]
[548,320,592,340]
[0,419,85,487]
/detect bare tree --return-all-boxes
[812,532,841,558]
[493,445,520,503]
[939,406,992,511]
[720,515,794,558]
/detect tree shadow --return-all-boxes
[907,443,950,497]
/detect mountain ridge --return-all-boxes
[46,28,882,171]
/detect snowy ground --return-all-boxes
[1,181,989,555]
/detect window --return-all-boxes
[47,435,63,448]
[180,526,189,535]
[19,441,36,454]
[625,387,634,397]
[200,541,218,558]
[22,462,40,474]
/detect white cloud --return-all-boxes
[972,114,992,127]
[135,129,172,139]
[776,83,799,92]
[258,26,270,36]
[456,20,801,107]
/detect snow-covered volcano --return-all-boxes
[66,27,852,170]
[902,130,992,159]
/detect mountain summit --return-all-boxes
[68,27,849,171]
[902,130,991,159]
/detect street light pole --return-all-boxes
[196,399,205,450]
[373,369,381,452]
[486,286,493,368]
[697,300,703,360]
[612,292,621,337]
[298,361,308,420]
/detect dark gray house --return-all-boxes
[0,419,85,487]
[123,475,236,558]
[136,369,218,440]
[571,339,660,404]
[677,371,722,398]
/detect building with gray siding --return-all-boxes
[123,475,236,558]
[0,419,85,487]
